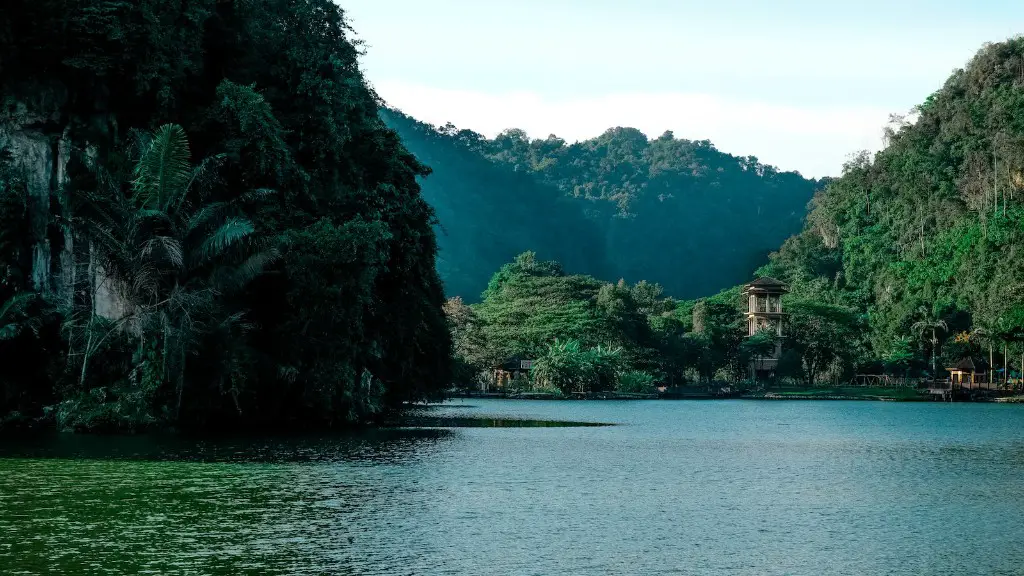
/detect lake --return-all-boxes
[2,399,1024,575]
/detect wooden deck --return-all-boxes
[927,381,953,401]
[924,379,1021,401]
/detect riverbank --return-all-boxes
[744,386,930,401]
[452,386,936,402]
[994,395,1024,403]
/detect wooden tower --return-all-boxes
[743,277,788,380]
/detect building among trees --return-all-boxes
[743,277,788,381]
[488,357,535,391]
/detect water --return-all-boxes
[2,399,1024,575]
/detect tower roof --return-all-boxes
[743,277,789,293]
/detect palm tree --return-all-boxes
[912,306,948,377]
[969,326,995,386]
[74,124,276,410]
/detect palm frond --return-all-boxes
[278,365,299,384]
[140,235,184,269]
[134,208,173,225]
[215,311,253,335]
[237,187,277,204]
[124,262,160,306]
[133,124,191,211]
[185,201,230,235]
[0,292,36,323]
[127,128,153,161]
[180,154,226,209]
[0,292,39,341]
[222,248,279,291]
[193,217,254,266]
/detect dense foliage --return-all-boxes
[384,112,821,301]
[760,37,1024,381]
[458,39,1024,390]
[0,0,450,432]
[445,252,672,391]
[474,127,821,298]
[446,252,870,392]
[381,110,611,299]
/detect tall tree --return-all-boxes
[912,307,949,377]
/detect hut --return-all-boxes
[945,356,991,390]
[488,357,534,391]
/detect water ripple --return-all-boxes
[2,400,1024,575]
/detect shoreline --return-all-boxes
[450,390,1024,403]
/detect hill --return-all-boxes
[473,126,822,298]
[760,37,1024,375]
[381,110,610,300]
[0,0,450,431]
[385,114,822,300]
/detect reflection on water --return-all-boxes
[2,399,1024,575]
[0,428,454,464]
[0,411,608,464]
[398,415,611,429]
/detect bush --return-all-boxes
[616,370,656,394]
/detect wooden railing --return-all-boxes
[752,301,782,313]
[846,374,920,388]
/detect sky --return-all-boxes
[339,0,1024,178]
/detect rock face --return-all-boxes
[0,87,134,323]
[0,88,74,305]
[2,90,134,323]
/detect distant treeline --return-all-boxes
[445,251,862,394]
[384,110,822,301]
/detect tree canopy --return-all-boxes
[760,37,1024,377]
[384,112,821,301]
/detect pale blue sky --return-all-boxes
[339,0,1024,177]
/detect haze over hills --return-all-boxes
[380,110,612,301]
[384,110,823,300]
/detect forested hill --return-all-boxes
[381,110,611,300]
[0,1,450,431]
[478,128,823,298]
[759,38,1024,371]
[385,111,823,300]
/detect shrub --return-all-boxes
[616,370,656,394]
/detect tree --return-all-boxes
[443,296,489,386]
[912,306,949,377]
[72,124,274,424]
[530,338,622,395]
[740,329,778,381]
[388,109,820,301]
[756,38,1024,379]
[0,0,454,430]
[787,299,860,387]
[587,344,622,393]
[883,336,916,380]
[648,312,689,386]
[968,325,994,383]
[531,339,591,395]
